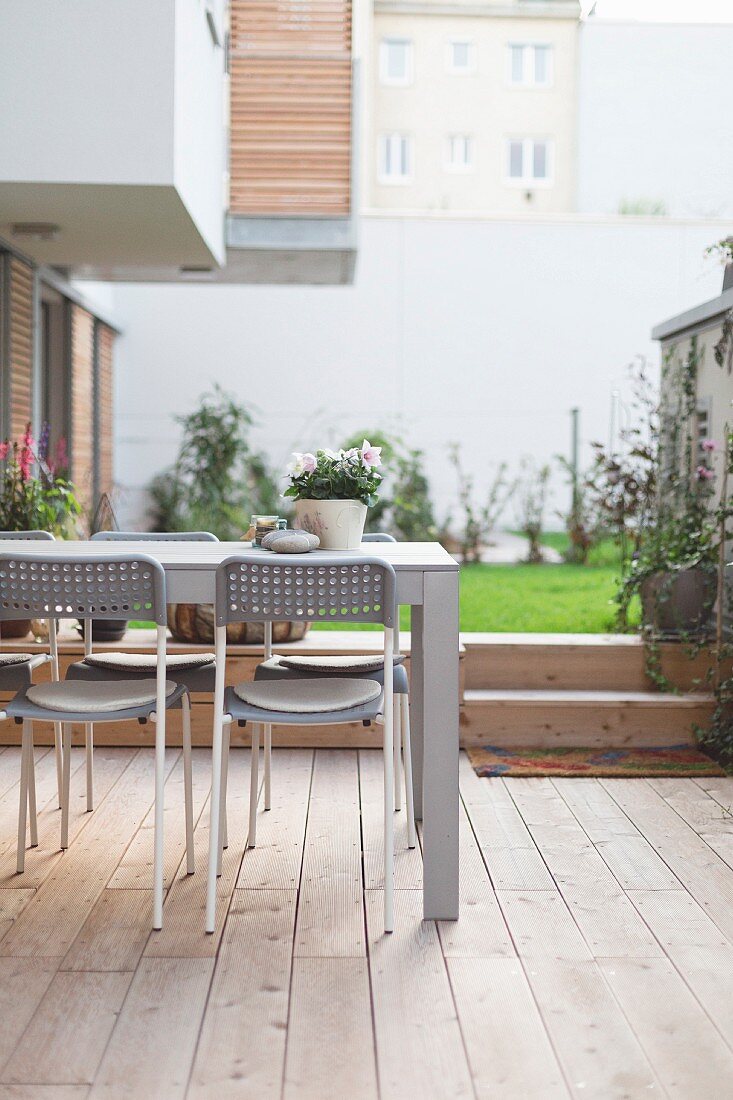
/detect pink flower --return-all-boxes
[19,424,34,481]
[0,442,8,461]
[696,465,714,481]
[702,439,717,452]
[302,452,317,474]
[361,439,382,468]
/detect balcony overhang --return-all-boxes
[0,183,222,271]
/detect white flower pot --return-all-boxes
[295,499,368,550]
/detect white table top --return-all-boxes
[1,540,459,572]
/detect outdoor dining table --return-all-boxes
[8,539,460,920]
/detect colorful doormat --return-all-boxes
[467,744,726,778]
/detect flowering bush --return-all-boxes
[0,423,81,535]
[284,441,383,507]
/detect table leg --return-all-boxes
[419,570,459,921]
[409,603,425,820]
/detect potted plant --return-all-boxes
[0,423,81,638]
[284,442,383,550]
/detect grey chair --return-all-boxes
[0,551,191,930]
[66,531,218,812]
[252,527,415,846]
[206,554,399,934]
[0,530,64,806]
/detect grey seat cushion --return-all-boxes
[83,651,215,673]
[27,679,177,713]
[276,653,405,673]
[233,677,381,714]
[0,653,33,667]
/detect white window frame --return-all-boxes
[378,132,413,184]
[445,134,474,173]
[504,137,554,187]
[445,39,476,75]
[506,43,553,88]
[379,37,414,86]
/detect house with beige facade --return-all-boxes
[368,0,580,212]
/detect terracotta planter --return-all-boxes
[0,619,32,640]
[167,604,310,645]
[640,568,716,636]
[295,498,367,550]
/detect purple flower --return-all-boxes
[38,421,50,462]
[301,452,317,474]
[701,439,717,452]
[361,439,382,468]
[696,465,714,481]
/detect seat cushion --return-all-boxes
[233,677,381,714]
[0,653,33,667]
[26,679,177,713]
[83,651,215,673]
[276,653,405,673]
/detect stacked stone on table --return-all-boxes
[261,529,320,553]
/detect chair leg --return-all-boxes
[393,694,402,812]
[182,694,195,875]
[85,722,94,812]
[220,722,230,853]
[53,721,63,810]
[17,720,31,873]
[28,724,38,848]
[383,703,395,935]
[264,723,272,811]
[248,724,260,849]
[401,694,416,849]
[60,723,72,850]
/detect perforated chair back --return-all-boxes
[91,531,218,542]
[362,532,396,543]
[0,552,167,625]
[216,554,396,629]
[0,530,55,540]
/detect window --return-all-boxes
[380,38,413,85]
[446,39,475,74]
[505,138,553,185]
[507,43,553,87]
[445,134,473,171]
[378,133,412,183]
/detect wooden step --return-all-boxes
[462,688,715,749]
[462,633,718,693]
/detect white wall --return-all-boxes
[578,20,733,217]
[110,213,727,529]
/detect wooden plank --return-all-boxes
[458,755,555,890]
[1,972,131,1086]
[89,959,213,1100]
[0,748,133,892]
[627,888,733,1047]
[0,890,35,940]
[284,958,377,1100]
[599,957,733,1095]
[236,748,313,890]
[601,778,733,943]
[294,749,365,957]
[0,1087,89,1099]
[365,890,474,1100]
[61,890,152,973]
[107,748,210,890]
[0,750,177,957]
[448,958,570,1099]
[496,891,662,1097]
[553,777,680,890]
[188,889,296,1100]
[431,799,514,959]
[0,959,60,1071]
[145,749,254,956]
[360,749,422,890]
[506,779,662,958]
[649,776,733,873]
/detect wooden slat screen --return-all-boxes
[95,322,115,498]
[70,304,95,505]
[8,256,34,441]
[229,0,352,215]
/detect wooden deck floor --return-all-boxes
[0,747,732,1099]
